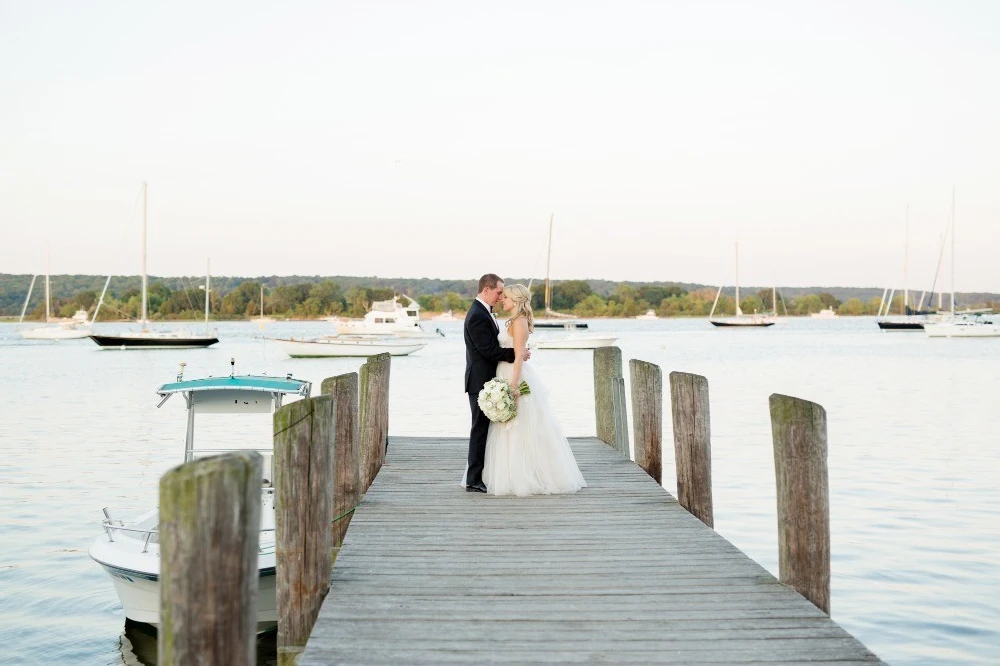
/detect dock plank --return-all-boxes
[301,437,883,665]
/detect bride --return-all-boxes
[483,284,587,497]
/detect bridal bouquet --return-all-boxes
[477,378,531,423]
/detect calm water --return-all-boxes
[1,317,998,665]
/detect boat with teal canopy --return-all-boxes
[89,359,311,633]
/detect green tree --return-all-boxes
[220,281,260,317]
[573,294,609,317]
[818,293,840,309]
[551,280,592,310]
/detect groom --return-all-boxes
[464,273,524,492]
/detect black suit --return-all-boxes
[464,299,516,487]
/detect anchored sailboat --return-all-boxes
[533,214,589,330]
[709,242,775,328]
[924,190,1000,338]
[88,183,219,349]
[19,248,93,340]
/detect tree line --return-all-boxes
[5,273,994,321]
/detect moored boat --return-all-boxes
[535,334,618,349]
[335,295,437,337]
[273,336,426,357]
[88,365,312,632]
[89,185,219,350]
[708,243,776,328]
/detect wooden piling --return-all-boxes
[359,352,391,492]
[668,371,714,527]
[611,375,630,457]
[158,451,262,666]
[769,393,831,615]
[593,346,622,447]
[320,372,361,550]
[629,359,662,483]
[274,396,335,665]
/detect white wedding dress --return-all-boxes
[483,326,587,497]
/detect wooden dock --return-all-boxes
[300,436,884,665]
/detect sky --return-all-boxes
[1,1,999,291]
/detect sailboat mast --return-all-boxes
[141,181,148,325]
[544,214,553,313]
[734,242,740,315]
[204,258,211,330]
[950,188,955,318]
[260,284,265,318]
[44,245,51,323]
[903,204,909,313]
[19,275,38,324]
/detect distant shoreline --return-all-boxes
[1,312,890,324]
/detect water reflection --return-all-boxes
[117,620,277,665]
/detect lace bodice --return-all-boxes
[497,324,514,348]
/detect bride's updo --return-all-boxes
[503,283,534,333]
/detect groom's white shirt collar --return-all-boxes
[475,296,492,313]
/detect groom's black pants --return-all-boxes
[467,391,491,487]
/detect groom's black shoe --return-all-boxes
[466,482,487,493]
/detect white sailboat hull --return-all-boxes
[535,335,618,349]
[274,337,426,357]
[20,325,92,340]
[924,322,1000,338]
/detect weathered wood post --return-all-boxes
[593,346,623,447]
[159,451,262,666]
[669,371,714,527]
[320,372,361,551]
[629,359,662,483]
[274,396,335,665]
[611,375,630,457]
[769,393,830,615]
[359,352,391,492]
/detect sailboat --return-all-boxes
[532,214,589,330]
[88,183,219,349]
[924,190,1000,338]
[709,242,775,327]
[250,284,275,324]
[876,205,940,331]
[19,250,93,340]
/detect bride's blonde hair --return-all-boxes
[503,283,534,333]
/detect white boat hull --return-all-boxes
[924,322,1000,338]
[274,337,426,357]
[535,335,618,349]
[20,326,92,340]
[91,543,277,630]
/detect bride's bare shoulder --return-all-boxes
[508,316,529,335]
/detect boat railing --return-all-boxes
[101,503,277,554]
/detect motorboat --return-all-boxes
[431,309,460,322]
[273,336,427,357]
[89,185,218,349]
[809,307,839,319]
[635,309,658,320]
[88,364,312,632]
[335,295,436,338]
